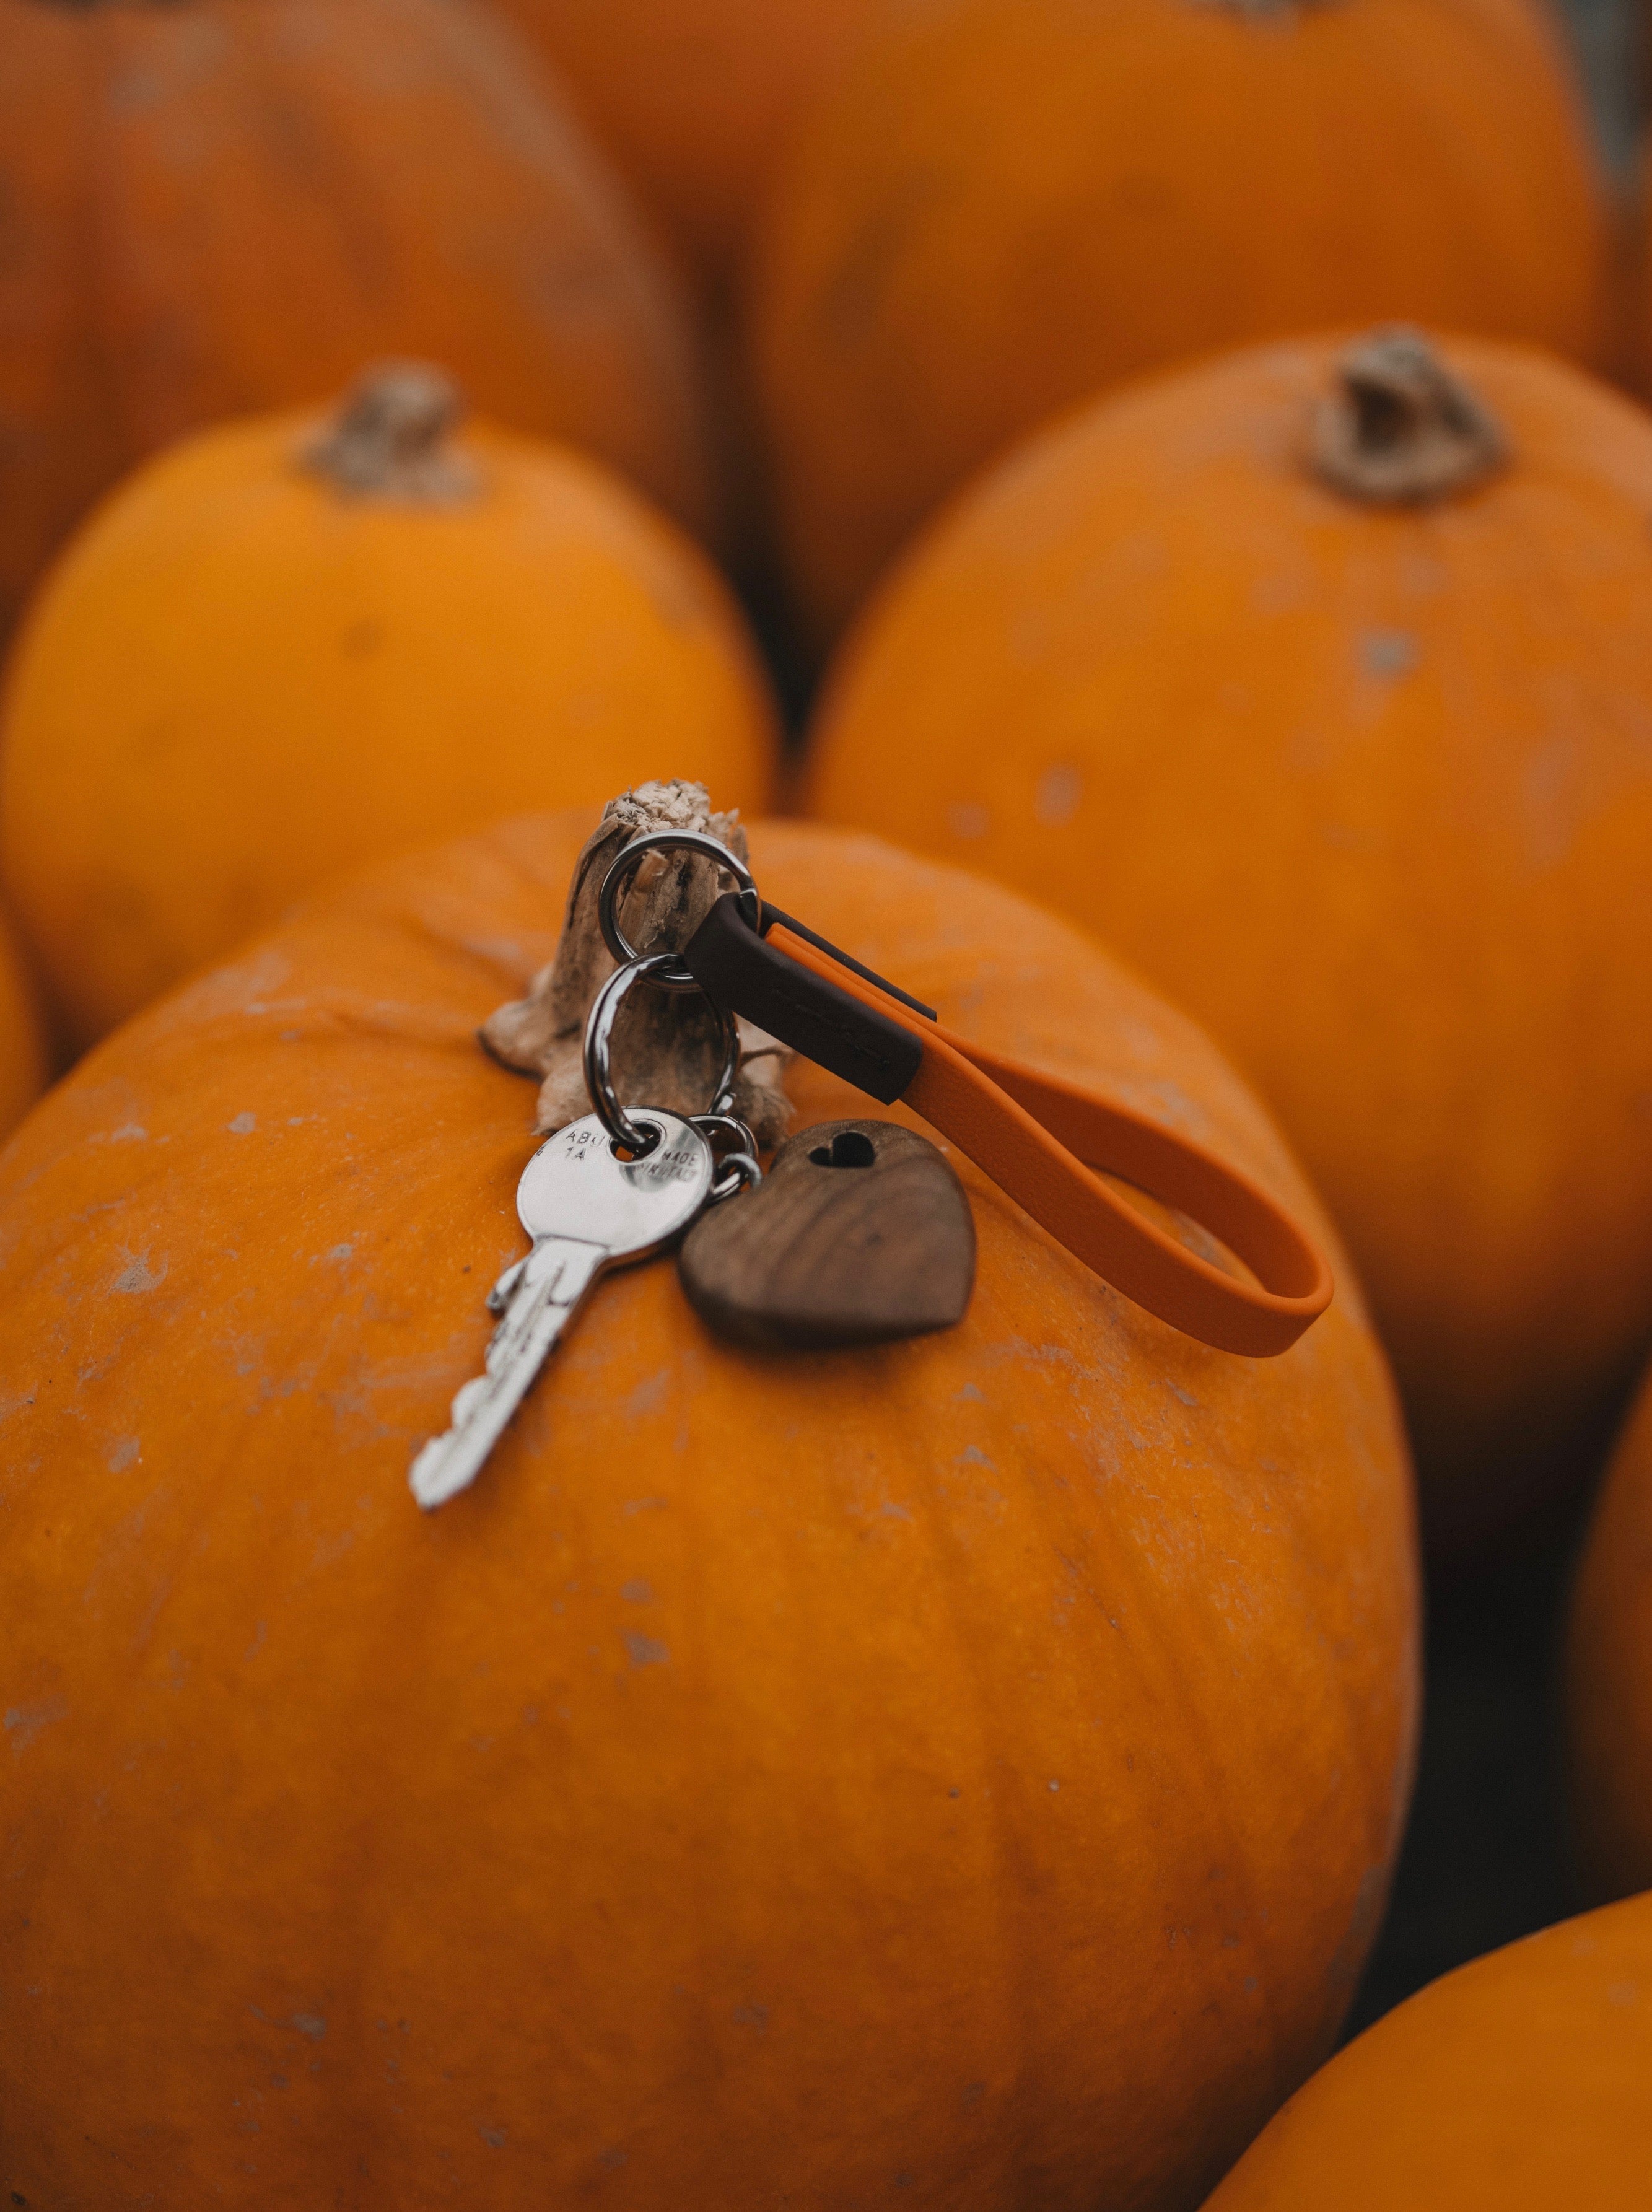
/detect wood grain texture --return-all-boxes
[678,1117,975,1349]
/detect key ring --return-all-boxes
[598,829,761,990]
[691,1113,763,1205]
[583,952,741,1157]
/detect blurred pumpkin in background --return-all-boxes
[1566,1360,1652,1902]
[0,810,1417,2212]
[0,904,46,1143]
[1200,1892,1652,2212]
[808,328,1652,1555]
[749,0,1609,640]
[0,365,779,1051]
[0,0,719,645]
[1627,141,1652,400]
[491,0,881,292]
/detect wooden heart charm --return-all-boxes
[679,1119,976,1350]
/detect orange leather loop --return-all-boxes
[766,923,1332,1358]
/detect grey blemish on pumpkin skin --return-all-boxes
[111,1251,167,1295]
[1360,629,1420,679]
[108,1436,141,1472]
[623,1632,670,1668]
[1034,763,1083,827]
[4,1698,68,1751]
[228,1113,258,1135]
[289,2014,326,2041]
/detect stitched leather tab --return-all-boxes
[683,895,922,1104]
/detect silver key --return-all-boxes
[409,1110,715,1510]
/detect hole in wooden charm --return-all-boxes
[811,1130,876,1169]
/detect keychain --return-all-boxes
[410,827,1332,1509]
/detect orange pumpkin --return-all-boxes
[0,367,779,1051]
[0,0,718,645]
[807,330,1652,1554]
[749,0,1610,639]
[1566,1362,1652,1901]
[1200,1893,1652,2211]
[491,0,880,291]
[0,901,47,1142]
[0,813,1417,2211]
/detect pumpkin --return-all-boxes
[1200,1892,1652,2211]
[0,0,718,645]
[489,0,880,292]
[0,811,1417,2211]
[806,329,1652,1555]
[1565,1360,1652,1901]
[748,0,1610,640]
[0,901,47,1143]
[0,366,779,1052]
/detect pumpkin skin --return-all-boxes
[1200,1894,1652,2211]
[806,333,1652,1554]
[0,901,47,1142]
[490,0,880,289]
[0,393,779,1051]
[0,815,1417,2211]
[1565,1363,1652,1901]
[749,0,1609,639]
[0,0,718,645]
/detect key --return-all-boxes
[409,1109,716,1510]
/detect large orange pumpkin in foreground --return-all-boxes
[1566,1362,1652,1902]
[0,903,46,1142]
[492,0,880,291]
[750,0,1609,638]
[809,330,1652,1554]
[0,367,778,1051]
[0,0,717,642]
[1200,1892,1652,2210]
[0,813,1417,2210]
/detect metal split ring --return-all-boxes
[691,1114,764,1205]
[597,828,761,990]
[583,953,741,1158]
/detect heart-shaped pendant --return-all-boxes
[679,1119,976,1350]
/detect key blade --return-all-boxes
[409,1238,605,1511]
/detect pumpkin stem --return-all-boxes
[301,361,481,501]
[1309,328,1509,505]
[481,782,794,1148]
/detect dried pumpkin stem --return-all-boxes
[1309,326,1509,505]
[482,781,793,1148]
[301,361,481,502]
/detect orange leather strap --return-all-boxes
[683,894,1332,1357]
